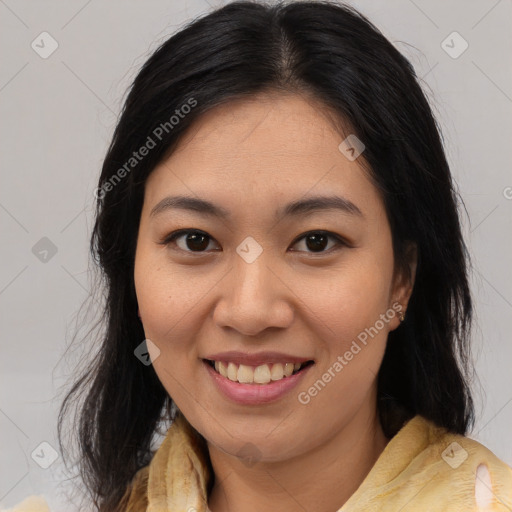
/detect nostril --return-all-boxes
[475,463,493,508]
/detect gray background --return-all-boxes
[1,0,511,509]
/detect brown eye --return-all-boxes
[304,233,328,252]
[291,231,346,254]
[162,229,346,255]
[163,230,218,252]
[181,232,210,251]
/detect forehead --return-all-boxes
[144,92,383,222]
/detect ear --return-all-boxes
[389,241,417,329]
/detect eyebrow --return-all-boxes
[149,194,364,220]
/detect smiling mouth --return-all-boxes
[203,359,315,385]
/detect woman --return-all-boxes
[9,1,512,511]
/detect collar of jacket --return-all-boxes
[120,411,211,512]
[120,411,512,512]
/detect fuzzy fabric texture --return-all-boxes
[5,413,512,511]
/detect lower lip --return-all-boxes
[203,360,314,405]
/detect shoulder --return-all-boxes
[0,496,50,512]
[117,464,150,511]
[401,416,512,510]
[344,415,512,511]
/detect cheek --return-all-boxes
[134,247,205,336]
[294,263,391,418]
[291,254,394,413]
[301,256,393,344]
[134,259,206,409]
[134,249,216,392]
[134,249,183,354]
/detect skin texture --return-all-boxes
[134,91,417,512]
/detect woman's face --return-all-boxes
[134,92,415,462]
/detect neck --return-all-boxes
[206,397,389,512]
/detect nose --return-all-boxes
[213,254,294,337]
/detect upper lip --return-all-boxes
[203,351,314,367]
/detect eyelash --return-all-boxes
[160,229,349,255]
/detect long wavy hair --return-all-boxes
[57,1,475,510]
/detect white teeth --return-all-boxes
[253,364,271,384]
[270,363,284,381]
[283,363,294,377]
[218,361,228,377]
[210,360,309,384]
[227,362,238,381]
[237,364,253,383]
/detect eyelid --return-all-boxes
[160,229,349,254]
